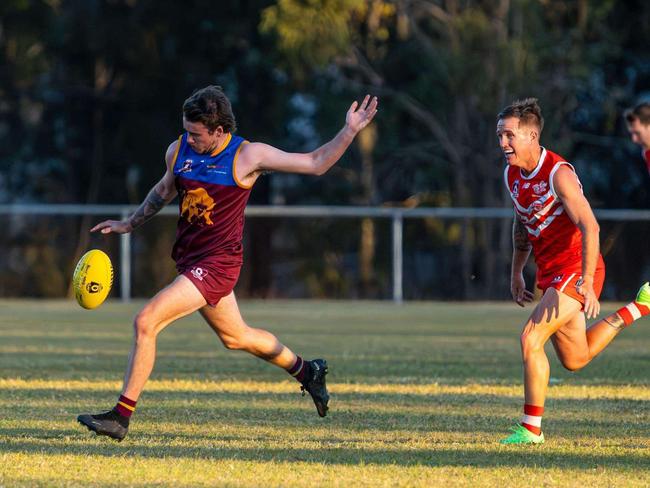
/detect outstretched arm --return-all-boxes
[91,141,179,234]
[235,95,379,186]
[511,213,534,306]
[553,165,601,318]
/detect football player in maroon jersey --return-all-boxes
[77,86,378,441]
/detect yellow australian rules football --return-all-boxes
[73,249,113,309]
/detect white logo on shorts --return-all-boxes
[191,267,208,281]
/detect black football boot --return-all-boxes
[301,359,330,417]
[77,409,129,441]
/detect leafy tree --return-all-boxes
[1,0,648,298]
[261,0,650,298]
[0,0,293,297]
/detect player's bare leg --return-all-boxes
[521,288,582,406]
[503,283,650,444]
[200,291,297,368]
[501,288,581,445]
[77,275,207,440]
[121,275,207,399]
[552,311,621,371]
[200,291,329,417]
[553,282,650,370]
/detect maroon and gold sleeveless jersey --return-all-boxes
[503,147,599,276]
[171,132,251,268]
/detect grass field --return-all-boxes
[1,299,650,487]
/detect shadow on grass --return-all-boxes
[1,433,649,470]
[1,386,649,440]
[0,348,525,377]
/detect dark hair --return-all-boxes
[182,85,237,133]
[497,97,544,134]
[624,102,650,125]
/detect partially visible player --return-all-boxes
[497,98,650,445]
[624,102,650,175]
[77,86,378,441]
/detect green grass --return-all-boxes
[1,299,650,487]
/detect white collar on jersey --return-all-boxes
[519,147,547,180]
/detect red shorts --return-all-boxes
[537,256,606,307]
[177,257,241,307]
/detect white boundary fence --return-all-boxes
[1,204,649,303]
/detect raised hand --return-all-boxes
[90,219,132,234]
[346,95,379,133]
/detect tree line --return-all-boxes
[1,0,648,299]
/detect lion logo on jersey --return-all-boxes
[181,187,215,226]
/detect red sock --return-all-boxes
[617,300,650,326]
[287,356,308,383]
[114,395,137,418]
[521,404,544,435]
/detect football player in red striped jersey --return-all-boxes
[498,98,650,444]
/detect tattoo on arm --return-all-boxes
[513,219,532,251]
[128,188,168,231]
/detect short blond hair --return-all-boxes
[497,98,544,134]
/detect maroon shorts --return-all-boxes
[537,256,605,308]
[177,257,241,306]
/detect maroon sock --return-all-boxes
[287,356,309,383]
[114,395,137,418]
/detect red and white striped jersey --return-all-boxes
[504,148,584,274]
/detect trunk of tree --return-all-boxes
[357,123,377,297]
